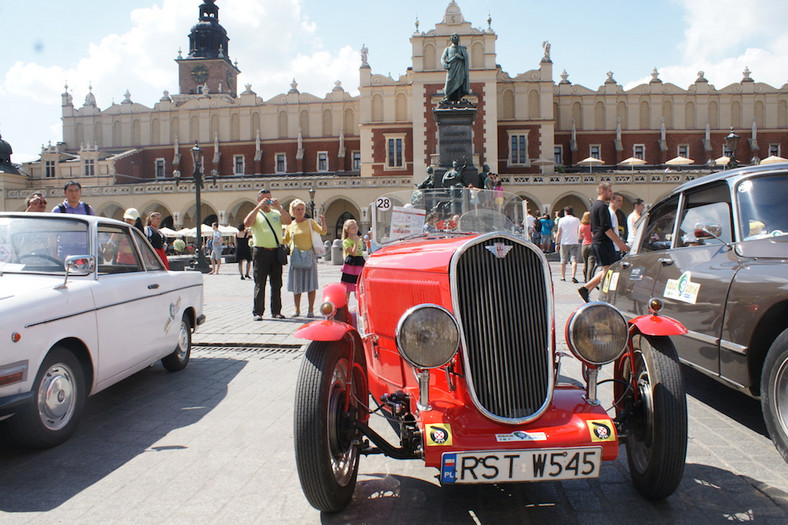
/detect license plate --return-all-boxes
[440,447,602,484]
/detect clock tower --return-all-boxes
[177,0,240,96]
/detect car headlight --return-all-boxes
[566,302,628,365]
[396,304,460,369]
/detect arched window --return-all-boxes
[300,110,310,137]
[709,101,719,129]
[278,111,288,138]
[344,108,355,134]
[502,89,514,119]
[170,117,180,143]
[231,113,241,141]
[639,101,650,129]
[528,90,540,119]
[251,113,261,137]
[210,114,220,141]
[754,101,764,128]
[395,93,407,122]
[471,42,484,68]
[571,102,583,129]
[190,116,199,143]
[778,100,788,128]
[685,102,695,129]
[151,119,160,145]
[372,94,383,122]
[424,44,436,70]
[617,101,627,129]
[662,100,673,128]
[94,122,103,146]
[322,109,333,136]
[731,101,741,128]
[594,101,605,129]
[113,121,122,146]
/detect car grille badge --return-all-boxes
[486,242,513,259]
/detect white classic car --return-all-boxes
[0,212,205,448]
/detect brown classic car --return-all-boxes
[599,164,788,462]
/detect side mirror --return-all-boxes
[694,223,722,240]
[56,255,95,290]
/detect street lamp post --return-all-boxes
[191,144,210,273]
[308,186,316,218]
[725,127,740,169]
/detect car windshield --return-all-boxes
[736,173,788,240]
[370,188,527,245]
[0,216,89,274]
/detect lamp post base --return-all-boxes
[189,249,212,273]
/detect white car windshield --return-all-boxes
[370,188,528,246]
[0,216,89,274]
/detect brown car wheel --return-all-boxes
[761,328,788,463]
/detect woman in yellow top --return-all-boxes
[283,199,326,317]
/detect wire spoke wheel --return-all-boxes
[618,334,687,499]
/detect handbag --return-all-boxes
[291,247,314,269]
[311,221,326,257]
[260,211,288,265]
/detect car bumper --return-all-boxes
[0,391,33,419]
[420,385,619,469]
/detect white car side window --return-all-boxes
[98,225,144,275]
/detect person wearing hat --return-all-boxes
[123,208,144,232]
[243,188,292,320]
[52,181,94,215]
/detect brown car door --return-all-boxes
[648,182,739,377]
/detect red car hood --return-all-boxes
[365,234,479,272]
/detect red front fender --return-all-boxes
[295,320,357,342]
[629,314,688,337]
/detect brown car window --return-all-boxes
[677,182,732,247]
[736,174,788,240]
[640,195,679,253]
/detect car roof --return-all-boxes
[0,212,128,228]
[670,162,788,195]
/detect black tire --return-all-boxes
[294,341,367,513]
[619,334,687,499]
[8,346,86,448]
[161,314,191,372]
[761,329,788,462]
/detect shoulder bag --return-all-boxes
[261,212,288,265]
[311,220,326,257]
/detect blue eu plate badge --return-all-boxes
[441,453,457,483]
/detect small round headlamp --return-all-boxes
[319,300,336,317]
[395,304,460,369]
[566,302,628,365]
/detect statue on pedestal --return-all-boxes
[440,33,470,104]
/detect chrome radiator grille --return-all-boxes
[453,236,551,422]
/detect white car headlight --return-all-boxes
[396,304,459,369]
[566,302,628,365]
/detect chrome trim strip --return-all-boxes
[684,329,719,346]
[25,283,202,328]
[720,339,748,355]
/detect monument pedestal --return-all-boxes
[433,105,479,187]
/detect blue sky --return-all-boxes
[2,0,787,163]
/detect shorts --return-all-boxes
[560,244,581,264]
[593,242,621,267]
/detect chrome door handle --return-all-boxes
[657,258,673,265]
[620,261,632,268]
[148,283,160,289]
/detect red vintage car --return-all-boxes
[293,188,689,512]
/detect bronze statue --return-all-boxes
[441,33,470,103]
[417,165,435,189]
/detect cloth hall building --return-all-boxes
[4,1,788,239]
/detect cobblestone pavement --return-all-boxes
[1,258,787,524]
